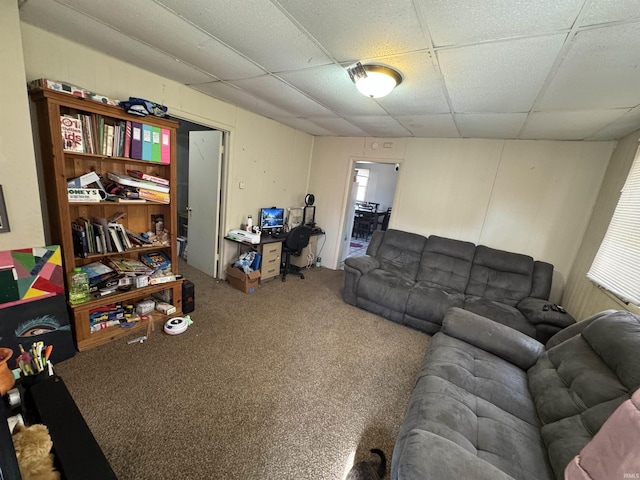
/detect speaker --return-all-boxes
[182,280,195,314]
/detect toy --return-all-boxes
[12,423,61,480]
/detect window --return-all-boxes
[355,168,369,202]
[587,144,640,305]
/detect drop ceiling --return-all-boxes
[19,0,640,140]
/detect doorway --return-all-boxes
[340,160,399,266]
[176,119,228,278]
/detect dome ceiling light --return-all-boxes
[347,62,403,98]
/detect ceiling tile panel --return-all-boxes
[155,0,333,72]
[191,82,295,119]
[520,109,628,140]
[277,0,427,62]
[278,65,389,116]
[395,114,459,137]
[456,113,527,139]
[580,0,640,26]
[19,1,215,84]
[375,52,451,115]
[269,117,337,136]
[438,35,567,113]
[54,0,265,80]
[229,75,337,117]
[417,0,584,47]
[343,116,411,137]
[536,23,640,111]
[305,117,370,136]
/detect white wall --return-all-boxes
[310,136,614,300]
[19,22,314,272]
[0,0,45,251]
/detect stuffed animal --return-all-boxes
[11,423,60,480]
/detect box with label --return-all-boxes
[67,188,102,202]
[135,298,155,314]
[226,264,260,294]
[155,301,176,315]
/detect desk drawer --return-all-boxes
[262,244,281,257]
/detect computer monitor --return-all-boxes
[259,207,285,232]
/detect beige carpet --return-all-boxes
[55,262,430,479]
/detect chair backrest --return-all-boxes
[284,226,312,255]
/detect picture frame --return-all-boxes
[0,185,10,233]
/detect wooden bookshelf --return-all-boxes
[30,88,182,351]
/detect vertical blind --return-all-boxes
[587,144,640,305]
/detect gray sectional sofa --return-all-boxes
[343,229,575,343]
[391,307,640,480]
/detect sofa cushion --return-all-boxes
[374,229,426,282]
[418,333,540,427]
[396,333,553,480]
[416,235,475,292]
[466,245,534,306]
[464,297,536,339]
[405,283,465,328]
[357,269,413,313]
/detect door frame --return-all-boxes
[173,114,231,279]
[338,156,402,267]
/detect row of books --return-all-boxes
[60,114,171,163]
[66,169,170,204]
[79,252,170,293]
[71,213,153,258]
[106,170,170,204]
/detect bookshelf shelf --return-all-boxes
[30,88,182,351]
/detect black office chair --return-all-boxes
[281,225,312,281]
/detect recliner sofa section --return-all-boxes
[343,229,574,342]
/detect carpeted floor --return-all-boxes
[54,262,430,479]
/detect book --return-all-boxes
[142,124,153,161]
[161,128,170,164]
[106,172,169,193]
[108,222,132,250]
[92,217,113,252]
[60,115,84,152]
[91,221,108,255]
[140,251,171,271]
[67,188,102,202]
[107,257,153,276]
[108,226,124,252]
[125,228,152,245]
[79,261,119,287]
[151,126,161,162]
[126,169,169,186]
[124,121,132,158]
[137,188,170,204]
[71,221,88,258]
[131,122,142,159]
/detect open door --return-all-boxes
[187,130,223,277]
[339,167,359,267]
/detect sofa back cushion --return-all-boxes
[466,245,534,306]
[416,235,475,292]
[581,310,640,391]
[531,261,553,299]
[528,310,640,479]
[375,229,427,281]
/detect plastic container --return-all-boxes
[68,267,91,304]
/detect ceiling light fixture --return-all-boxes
[347,62,403,98]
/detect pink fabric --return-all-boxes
[565,389,640,480]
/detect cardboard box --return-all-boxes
[226,264,260,293]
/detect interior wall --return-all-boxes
[0,1,45,251]
[357,162,398,211]
[562,128,640,320]
[19,22,314,273]
[309,136,614,301]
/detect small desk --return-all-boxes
[225,230,323,282]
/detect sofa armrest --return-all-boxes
[345,255,379,275]
[342,256,380,305]
[545,309,618,349]
[442,307,544,370]
[517,297,576,328]
[392,429,516,480]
